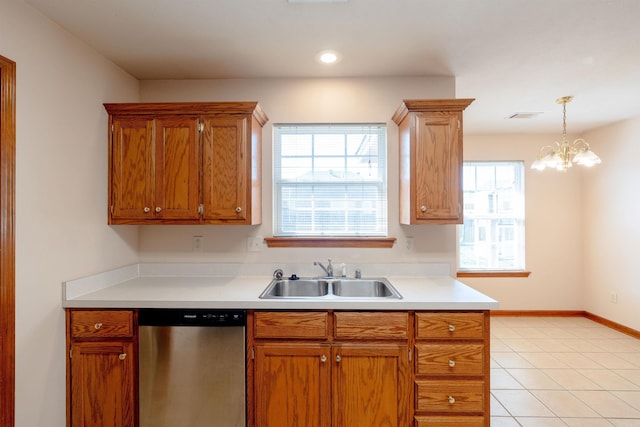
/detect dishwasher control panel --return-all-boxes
[138,309,246,327]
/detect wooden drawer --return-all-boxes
[334,312,409,340]
[70,310,133,338]
[416,379,484,413]
[416,343,484,376]
[415,415,484,427]
[254,311,329,339]
[416,312,485,340]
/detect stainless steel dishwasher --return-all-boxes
[138,309,246,427]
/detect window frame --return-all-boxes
[456,160,530,277]
[269,123,390,246]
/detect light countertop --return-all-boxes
[62,263,499,311]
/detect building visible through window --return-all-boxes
[458,161,525,271]
[273,124,387,237]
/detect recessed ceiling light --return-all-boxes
[316,50,341,65]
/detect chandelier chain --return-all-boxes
[562,102,567,138]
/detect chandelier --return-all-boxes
[531,96,601,171]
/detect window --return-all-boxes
[458,161,525,271]
[273,124,387,237]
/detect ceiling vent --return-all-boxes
[288,0,347,2]
[507,112,543,119]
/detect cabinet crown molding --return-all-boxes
[392,98,475,124]
[104,102,269,126]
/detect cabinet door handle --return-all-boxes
[155,207,162,213]
[119,353,127,360]
[448,324,456,332]
[420,205,427,212]
[143,207,151,213]
[448,359,456,367]
[448,396,456,404]
[320,355,327,363]
[235,207,242,213]
[335,355,341,363]
[94,323,103,330]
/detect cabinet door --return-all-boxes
[332,345,410,427]
[70,341,135,427]
[414,112,462,223]
[201,115,249,222]
[110,117,154,220]
[254,344,331,427]
[154,116,200,219]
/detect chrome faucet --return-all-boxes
[314,259,333,278]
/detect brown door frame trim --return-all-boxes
[0,54,16,427]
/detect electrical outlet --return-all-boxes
[247,236,265,252]
[406,237,414,250]
[610,292,618,304]
[192,235,204,252]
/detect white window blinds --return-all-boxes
[273,124,387,237]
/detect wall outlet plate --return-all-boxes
[192,235,204,252]
[247,236,265,252]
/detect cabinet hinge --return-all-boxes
[408,348,412,362]
[69,348,73,359]
[111,124,114,133]
[198,122,204,133]
[458,119,461,130]
[110,205,114,214]
[251,347,255,360]
[198,204,204,215]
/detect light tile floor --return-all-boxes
[491,316,640,426]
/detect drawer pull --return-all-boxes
[143,207,151,213]
[448,359,456,367]
[119,353,127,360]
[336,355,342,363]
[155,206,162,213]
[448,324,456,332]
[320,355,327,363]
[235,207,242,213]
[448,396,456,404]
[420,205,427,212]
[94,323,103,330]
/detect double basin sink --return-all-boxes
[259,277,402,299]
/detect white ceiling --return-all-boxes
[23,0,640,134]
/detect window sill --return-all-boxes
[264,237,396,248]
[457,271,531,278]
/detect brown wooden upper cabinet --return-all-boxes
[392,99,474,224]
[105,102,268,225]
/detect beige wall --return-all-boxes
[1,0,140,425]
[583,117,640,331]
[137,77,461,270]
[138,80,592,314]
[461,134,585,310]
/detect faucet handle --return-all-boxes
[355,269,362,279]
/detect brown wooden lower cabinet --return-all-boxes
[250,311,411,427]
[70,341,136,427]
[65,308,490,427]
[254,343,331,427]
[414,311,490,427]
[332,344,410,427]
[66,309,137,427]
